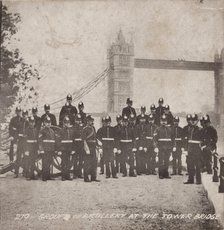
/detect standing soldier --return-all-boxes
[114,115,123,173]
[14,110,29,178]
[118,115,136,177]
[41,104,57,127]
[59,94,78,127]
[73,114,85,178]
[135,114,148,175]
[8,107,22,162]
[32,107,41,131]
[155,98,165,126]
[24,116,39,180]
[171,116,184,175]
[39,116,56,181]
[136,106,148,125]
[58,116,74,181]
[201,115,218,174]
[78,102,86,125]
[98,117,106,175]
[145,114,157,175]
[154,114,173,179]
[122,98,136,118]
[82,115,99,182]
[97,116,118,179]
[164,105,174,126]
[150,104,157,120]
[184,114,202,184]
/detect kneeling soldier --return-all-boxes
[59,116,74,181]
[39,116,56,181]
[24,116,39,180]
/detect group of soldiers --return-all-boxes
[8,95,218,184]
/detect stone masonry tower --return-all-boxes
[107,30,134,113]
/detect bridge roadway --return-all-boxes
[0,168,222,230]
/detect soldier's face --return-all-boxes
[16,111,21,117]
[127,102,132,107]
[159,102,163,107]
[32,112,37,116]
[45,109,50,114]
[23,114,28,120]
[29,122,35,128]
[64,122,70,128]
[140,119,145,124]
[67,99,72,105]
[161,120,167,126]
[192,120,197,126]
[79,106,84,111]
[164,109,169,114]
[174,121,179,126]
[123,121,128,126]
[151,109,156,114]
[75,120,82,125]
[117,120,122,125]
[106,121,111,126]
[45,122,51,127]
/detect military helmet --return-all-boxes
[105,115,111,122]
[22,110,28,116]
[126,98,133,104]
[67,94,72,101]
[141,106,146,111]
[116,115,122,121]
[16,107,22,112]
[29,116,35,123]
[150,104,156,110]
[102,116,106,122]
[44,116,51,123]
[158,98,164,103]
[32,107,38,113]
[44,104,50,111]
[173,116,179,122]
[186,114,192,121]
[123,115,129,122]
[164,104,170,110]
[203,114,210,123]
[78,101,84,108]
[86,115,94,121]
[192,113,198,121]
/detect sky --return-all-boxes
[5,0,224,114]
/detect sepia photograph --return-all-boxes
[0,0,224,229]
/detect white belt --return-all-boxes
[158,138,171,141]
[18,134,24,137]
[27,140,37,143]
[74,138,82,141]
[61,140,73,143]
[188,140,201,144]
[146,136,153,140]
[175,138,182,141]
[120,140,132,143]
[43,140,55,143]
[102,138,115,141]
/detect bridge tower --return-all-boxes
[214,48,224,126]
[107,30,134,113]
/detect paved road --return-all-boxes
[0,170,222,230]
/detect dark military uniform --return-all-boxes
[73,123,84,178]
[165,112,174,126]
[39,126,56,181]
[79,111,87,125]
[114,123,122,173]
[97,125,117,178]
[118,125,136,176]
[145,122,157,174]
[82,124,98,181]
[201,125,218,174]
[33,115,42,131]
[24,125,39,179]
[122,106,136,118]
[171,125,184,175]
[183,123,192,174]
[154,125,173,178]
[155,106,165,126]
[59,126,74,180]
[59,104,77,127]
[41,113,57,127]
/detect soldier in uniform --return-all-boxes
[32,107,41,131]
[201,115,218,174]
[98,116,106,175]
[58,116,74,181]
[135,114,148,175]
[145,114,157,175]
[150,104,156,120]
[136,106,148,125]
[114,115,123,173]
[155,98,165,126]
[122,98,136,118]
[82,115,99,182]
[118,115,136,177]
[73,114,85,178]
[9,107,23,162]
[184,114,202,184]
[59,94,78,127]
[14,110,29,178]
[154,114,173,179]
[164,105,174,126]
[97,116,118,179]
[39,116,56,181]
[40,104,57,127]
[78,102,86,125]
[24,116,39,180]
[171,116,184,175]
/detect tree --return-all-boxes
[0,4,40,121]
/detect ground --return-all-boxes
[0,169,223,230]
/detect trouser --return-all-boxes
[83,146,97,181]
[188,150,202,183]
[74,144,84,177]
[9,140,16,162]
[158,149,170,177]
[172,149,182,174]
[25,149,37,179]
[61,151,71,179]
[202,147,212,174]
[147,147,156,173]
[100,155,104,174]
[120,143,134,176]
[42,151,53,180]
[136,150,146,174]
[115,153,123,173]
[103,147,116,177]
[15,138,25,176]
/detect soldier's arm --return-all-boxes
[8,118,15,137]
